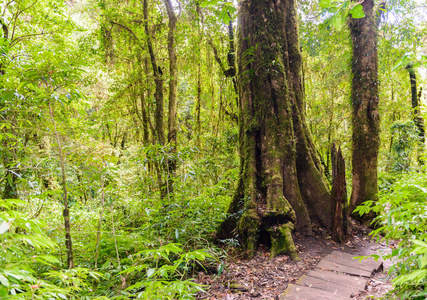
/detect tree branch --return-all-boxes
[10,31,53,47]
[11,0,39,40]
[207,36,227,74]
[109,20,141,44]
[206,19,236,78]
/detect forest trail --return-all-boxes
[197,225,393,299]
[281,251,383,299]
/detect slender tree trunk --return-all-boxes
[164,0,178,198]
[407,66,425,148]
[143,0,167,199]
[217,0,331,259]
[0,22,18,200]
[196,61,202,146]
[143,0,165,146]
[49,103,74,269]
[94,172,106,271]
[195,4,202,147]
[348,0,380,223]
[1,151,18,199]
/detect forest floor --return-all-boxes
[196,223,395,300]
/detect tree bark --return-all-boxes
[0,20,18,200]
[196,3,202,147]
[331,144,348,244]
[143,0,167,199]
[49,103,74,269]
[217,0,331,260]
[348,0,380,223]
[407,66,425,147]
[164,0,178,197]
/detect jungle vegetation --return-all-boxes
[0,0,426,299]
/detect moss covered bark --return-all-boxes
[348,0,380,224]
[217,0,331,260]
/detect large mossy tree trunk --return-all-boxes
[348,0,380,223]
[217,0,331,260]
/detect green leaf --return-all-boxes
[371,254,380,261]
[1,91,14,102]
[218,262,225,276]
[319,0,333,9]
[0,221,10,234]
[147,268,156,279]
[35,255,61,266]
[350,4,365,18]
[332,12,345,31]
[201,0,220,7]
[219,9,231,23]
[58,293,67,299]
[0,275,9,287]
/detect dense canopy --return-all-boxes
[0,0,426,299]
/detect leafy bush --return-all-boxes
[119,243,211,299]
[355,172,427,299]
[387,121,421,172]
[0,199,101,299]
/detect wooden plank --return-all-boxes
[305,269,366,289]
[316,259,372,277]
[282,251,383,299]
[329,250,383,272]
[296,270,366,297]
[280,284,348,300]
[322,254,376,273]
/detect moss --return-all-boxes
[238,208,260,257]
[268,223,299,261]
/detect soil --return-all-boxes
[196,222,395,300]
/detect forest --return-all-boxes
[0,0,426,299]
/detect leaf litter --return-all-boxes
[196,222,394,299]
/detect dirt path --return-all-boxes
[196,224,394,299]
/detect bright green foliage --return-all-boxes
[388,121,420,172]
[355,172,427,299]
[393,52,427,71]
[200,0,236,23]
[119,243,210,299]
[0,199,100,299]
[319,0,365,31]
[0,0,425,298]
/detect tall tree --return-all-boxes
[217,0,332,260]
[406,64,425,146]
[0,11,18,200]
[348,0,380,222]
[164,0,178,196]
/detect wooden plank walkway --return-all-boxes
[281,251,383,300]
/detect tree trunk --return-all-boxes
[49,103,74,269]
[195,3,202,147]
[407,66,425,149]
[217,0,331,260]
[348,0,380,223]
[1,152,18,199]
[164,0,178,197]
[0,21,18,200]
[331,144,348,244]
[143,0,167,199]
